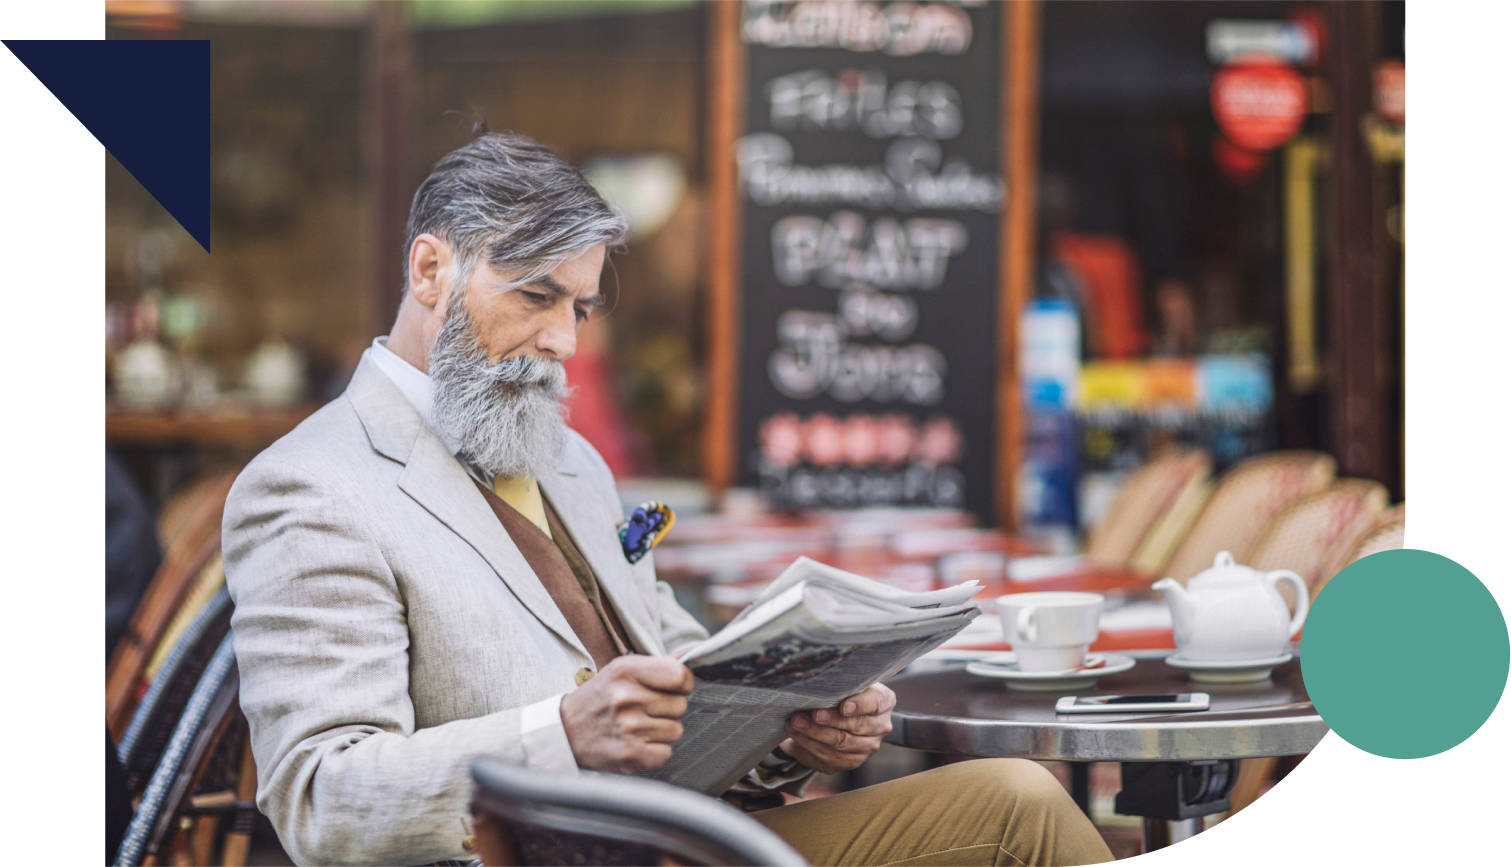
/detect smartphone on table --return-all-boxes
[1055,693,1210,713]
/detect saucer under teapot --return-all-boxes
[1165,652,1293,684]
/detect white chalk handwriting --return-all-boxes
[740,135,1002,211]
[771,209,968,290]
[767,68,962,139]
[743,0,977,56]
[768,309,946,404]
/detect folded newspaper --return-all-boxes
[639,556,982,795]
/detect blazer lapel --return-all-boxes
[347,354,590,662]
[540,460,662,655]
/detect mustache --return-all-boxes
[475,354,569,393]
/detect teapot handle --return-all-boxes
[1015,606,1039,644]
[1267,569,1310,638]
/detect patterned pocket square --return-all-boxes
[618,501,675,564]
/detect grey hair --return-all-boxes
[402,131,629,295]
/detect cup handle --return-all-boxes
[1268,569,1310,638]
[1015,607,1038,644]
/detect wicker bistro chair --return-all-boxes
[1222,480,1387,818]
[115,633,259,867]
[1084,449,1213,568]
[1308,509,1406,603]
[1248,479,1390,608]
[117,587,234,798]
[1158,451,1337,584]
[469,757,808,867]
[1347,515,1406,563]
[109,468,240,739]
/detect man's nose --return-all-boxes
[534,303,578,361]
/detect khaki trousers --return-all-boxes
[753,759,1114,867]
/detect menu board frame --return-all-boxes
[703,0,1042,528]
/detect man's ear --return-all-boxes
[407,234,448,309]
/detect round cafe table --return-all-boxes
[883,652,1328,851]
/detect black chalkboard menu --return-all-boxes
[733,0,1003,520]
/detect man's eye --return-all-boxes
[575,307,591,322]
[521,291,549,304]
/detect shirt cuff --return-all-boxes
[750,751,815,793]
[520,693,579,777]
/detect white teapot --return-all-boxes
[1153,552,1309,661]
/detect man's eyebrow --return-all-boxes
[525,275,604,309]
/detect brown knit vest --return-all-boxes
[474,481,631,669]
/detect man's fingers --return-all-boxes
[809,711,892,737]
[787,717,885,756]
[782,731,838,772]
[642,691,689,720]
[834,683,895,718]
[599,654,694,694]
[620,710,684,743]
[785,729,866,773]
[624,742,673,772]
[617,655,696,694]
[799,706,892,737]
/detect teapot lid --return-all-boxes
[1187,550,1260,585]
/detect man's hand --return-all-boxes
[780,682,895,775]
[560,655,694,774]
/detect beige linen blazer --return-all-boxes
[223,356,708,866]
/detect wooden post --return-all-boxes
[1326,1,1391,486]
[365,1,416,340]
[703,0,744,495]
[997,1,1042,530]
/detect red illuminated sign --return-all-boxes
[1211,57,1308,151]
[1376,60,1405,127]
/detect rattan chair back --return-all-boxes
[116,634,254,867]
[1248,479,1389,609]
[1159,450,1336,583]
[1085,449,1212,567]
[1347,518,1406,564]
[1307,512,1406,602]
[1311,501,1402,604]
[117,586,234,798]
[470,757,808,867]
[108,468,239,740]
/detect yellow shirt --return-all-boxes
[492,475,551,539]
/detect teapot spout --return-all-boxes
[1153,578,1194,640]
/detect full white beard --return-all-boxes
[428,296,572,480]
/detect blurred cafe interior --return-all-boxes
[104,1,1405,863]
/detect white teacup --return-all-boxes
[997,591,1104,672]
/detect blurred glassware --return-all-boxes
[114,339,181,410]
[719,488,768,518]
[106,303,132,354]
[180,358,219,411]
[160,294,202,349]
[581,154,686,241]
[244,339,307,407]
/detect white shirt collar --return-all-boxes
[366,336,483,480]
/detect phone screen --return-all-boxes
[1075,694,1181,705]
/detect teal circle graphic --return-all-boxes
[1302,549,1509,759]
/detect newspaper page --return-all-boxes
[639,558,981,794]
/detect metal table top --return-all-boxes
[883,655,1328,762]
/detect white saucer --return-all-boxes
[1164,653,1293,684]
[966,653,1136,692]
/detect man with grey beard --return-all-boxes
[223,132,1110,867]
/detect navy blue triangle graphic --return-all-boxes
[4,39,210,252]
